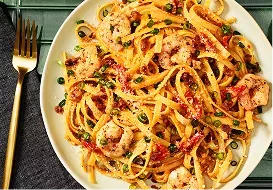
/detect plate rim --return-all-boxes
[40,0,94,188]
[40,0,272,189]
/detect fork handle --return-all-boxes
[2,70,26,189]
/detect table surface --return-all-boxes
[1,0,272,188]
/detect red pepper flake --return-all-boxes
[181,72,194,86]
[105,58,134,94]
[173,90,203,119]
[173,95,192,118]
[185,90,203,119]
[91,95,106,112]
[113,98,128,111]
[222,100,234,110]
[230,85,246,94]
[65,57,79,66]
[224,66,234,77]
[220,89,228,100]
[199,33,217,53]
[180,131,204,153]
[192,35,206,51]
[129,11,142,21]
[222,125,232,134]
[244,54,252,63]
[221,86,246,110]
[119,76,134,94]
[70,86,83,102]
[176,0,183,7]
[140,38,150,52]
[54,105,63,114]
[151,143,169,161]
[81,140,101,154]
[221,85,246,100]
[222,35,231,48]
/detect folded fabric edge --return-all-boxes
[0,2,15,28]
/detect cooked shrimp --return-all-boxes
[158,34,194,69]
[237,74,269,110]
[73,45,102,79]
[97,12,131,51]
[167,166,199,189]
[96,121,133,157]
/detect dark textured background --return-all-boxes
[0,3,82,188]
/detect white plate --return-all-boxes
[40,0,272,189]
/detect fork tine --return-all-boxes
[31,20,37,58]
[21,19,25,56]
[26,19,31,58]
[14,17,21,56]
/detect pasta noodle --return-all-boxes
[54,0,270,189]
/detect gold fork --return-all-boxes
[2,18,37,189]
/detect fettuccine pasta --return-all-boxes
[54,0,270,189]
